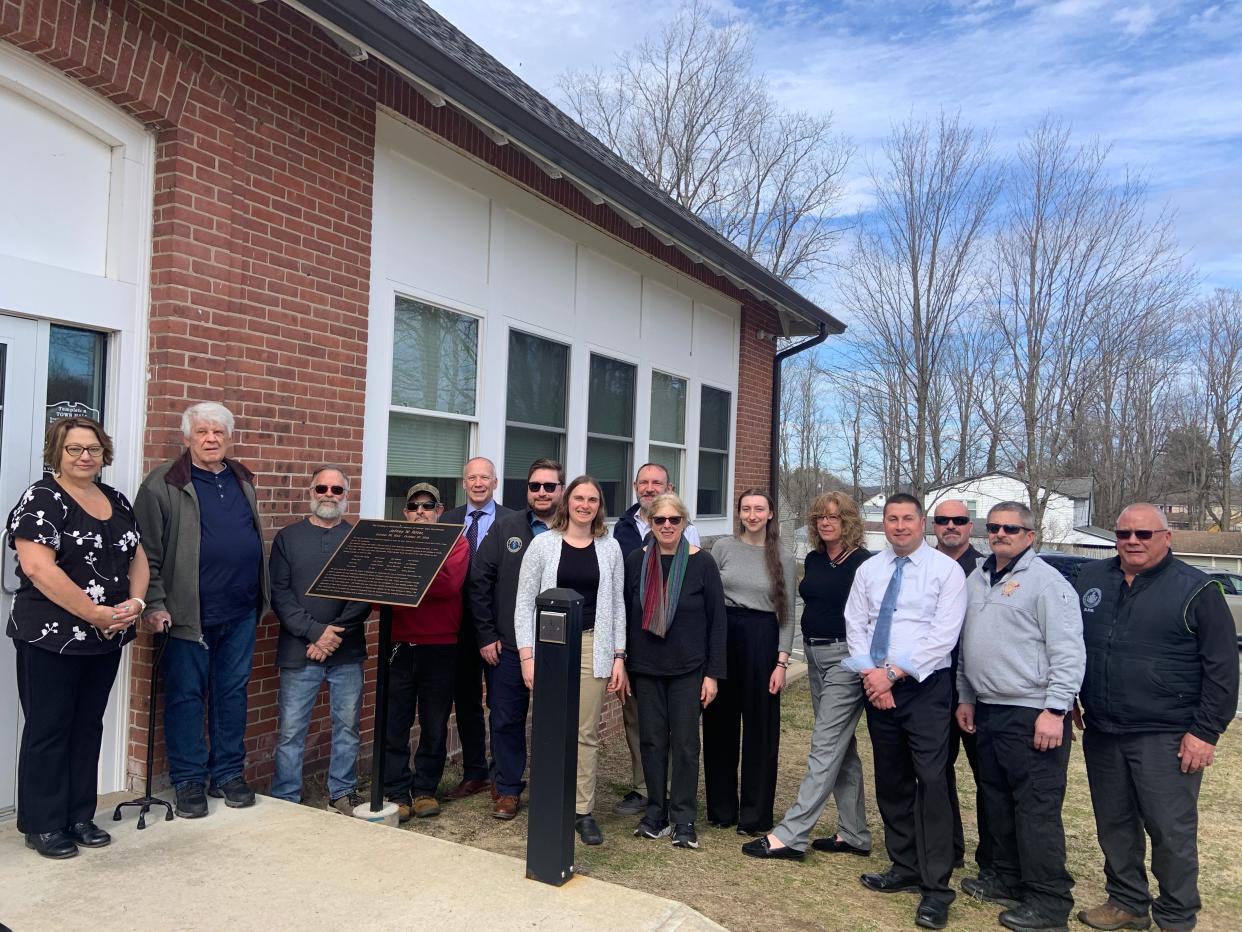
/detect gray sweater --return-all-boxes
[709,537,796,655]
[957,549,1085,711]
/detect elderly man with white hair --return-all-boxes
[134,402,268,819]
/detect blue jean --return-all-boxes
[487,648,530,796]
[162,615,257,789]
[271,661,364,802]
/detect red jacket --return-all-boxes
[389,534,470,645]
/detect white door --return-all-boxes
[0,315,42,817]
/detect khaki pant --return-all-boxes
[622,686,647,794]
[576,631,610,814]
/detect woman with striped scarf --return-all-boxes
[623,493,727,850]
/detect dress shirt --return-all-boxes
[468,499,498,543]
[844,542,968,681]
[633,512,702,547]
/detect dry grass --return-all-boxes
[303,678,1242,931]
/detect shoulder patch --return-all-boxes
[506,536,524,553]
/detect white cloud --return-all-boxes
[1112,3,1157,35]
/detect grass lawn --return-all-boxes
[307,676,1242,930]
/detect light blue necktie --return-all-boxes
[870,556,910,667]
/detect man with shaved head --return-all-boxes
[1074,503,1238,932]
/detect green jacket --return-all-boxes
[133,450,270,642]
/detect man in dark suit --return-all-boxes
[467,457,563,819]
[441,457,512,800]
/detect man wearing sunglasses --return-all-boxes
[930,499,989,878]
[955,502,1084,932]
[269,467,371,815]
[468,458,565,820]
[1073,504,1237,932]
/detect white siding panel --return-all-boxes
[693,301,735,374]
[641,280,693,367]
[495,209,576,335]
[576,247,641,346]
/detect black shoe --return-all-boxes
[613,791,648,816]
[810,835,871,856]
[741,835,805,860]
[961,874,1023,910]
[67,820,112,848]
[634,817,671,839]
[735,824,766,837]
[915,897,949,930]
[671,823,699,849]
[999,904,1069,932]
[575,813,604,846]
[954,858,966,869]
[175,782,209,819]
[208,776,256,808]
[25,830,79,859]
[860,869,921,894]
[708,819,736,830]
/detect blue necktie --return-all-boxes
[466,510,485,554]
[870,556,910,667]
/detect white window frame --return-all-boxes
[694,381,734,520]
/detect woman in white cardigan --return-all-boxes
[515,474,627,846]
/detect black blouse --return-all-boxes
[557,539,599,631]
[6,478,141,655]
[798,547,871,640]
[624,549,727,678]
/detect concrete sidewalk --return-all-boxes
[0,793,724,932]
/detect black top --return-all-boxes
[624,549,727,678]
[557,540,599,630]
[798,547,871,640]
[983,547,1030,586]
[192,464,262,627]
[6,478,141,655]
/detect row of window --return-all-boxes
[385,296,732,519]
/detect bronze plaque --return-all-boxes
[307,519,464,607]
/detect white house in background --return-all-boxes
[925,471,1116,550]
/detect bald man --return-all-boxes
[1074,504,1237,932]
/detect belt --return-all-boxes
[804,636,847,646]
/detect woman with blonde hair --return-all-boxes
[743,490,874,860]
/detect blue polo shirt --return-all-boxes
[192,464,262,627]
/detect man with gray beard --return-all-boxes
[269,467,372,814]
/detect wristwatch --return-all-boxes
[613,651,627,661]
[884,663,899,682]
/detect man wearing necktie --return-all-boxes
[441,457,513,801]
[844,493,968,930]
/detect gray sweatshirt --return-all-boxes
[710,536,796,655]
[957,549,1085,711]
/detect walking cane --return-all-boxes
[113,631,175,829]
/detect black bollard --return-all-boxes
[525,588,583,886]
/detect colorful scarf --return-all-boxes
[639,531,690,638]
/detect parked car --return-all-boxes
[1037,551,1095,584]
[1202,571,1242,647]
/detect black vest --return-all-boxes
[1075,555,1211,734]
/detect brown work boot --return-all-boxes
[1077,901,1151,930]
[444,778,491,800]
[391,798,414,823]
[412,796,441,818]
[492,794,520,820]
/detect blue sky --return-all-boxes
[430,0,1242,295]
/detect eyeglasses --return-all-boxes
[933,515,970,526]
[64,444,104,459]
[985,523,1032,535]
[527,481,559,493]
[1114,529,1158,540]
[812,513,841,523]
[651,515,683,526]
[405,501,437,511]
[313,484,346,495]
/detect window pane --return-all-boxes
[386,412,469,518]
[697,451,727,517]
[507,330,568,428]
[586,437,631,519]
[700,386,730,451]
[503,426,562,507]
[46,324,106,425]
[391,297,477,415]
[650,372,686,445]
[647,444,682,493]
[587,354,635,439]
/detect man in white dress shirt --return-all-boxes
[844,492,968,931]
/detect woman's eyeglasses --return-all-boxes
[64,444,104,459]
[812,513,841,523]
[1114,529,1157,540]
[651,515,683,526]
[933,515,970,526]
[313,484,346,495]
[527,481,559,493]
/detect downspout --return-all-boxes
[770,321,829,516]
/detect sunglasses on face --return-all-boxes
[313,484,345,495]
[1114,529,1158,540]
[405,501,437,511]
[985,523,1031,535]
[527,481,559,493]
[651,515,683,526]
[933,515,970,526]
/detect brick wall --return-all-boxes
[1,0,778,794]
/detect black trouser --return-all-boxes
[15,639,122,834]
[949,691,991,870]
[1083,729,1202,931]
[452,624,489,781]
[383,643,457,800]
[703,607,780,831]
[865,668,956,906]
[975,703,1074,920]
[635,669,703,826]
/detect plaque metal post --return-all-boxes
[525,587,582,886]
[370,604,393,813]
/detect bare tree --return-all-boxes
[559,0,851,284]
[1199,289,1242,530]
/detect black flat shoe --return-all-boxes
[810,835,871,856]
[68,820,112,848]
[575,813,604,846]
[860,869,920,894]
[915,897,949,930]
[741,836,805,860]
[25,830,79,859]
[735,824,766,837]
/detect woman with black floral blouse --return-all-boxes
[7,416,152,859]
